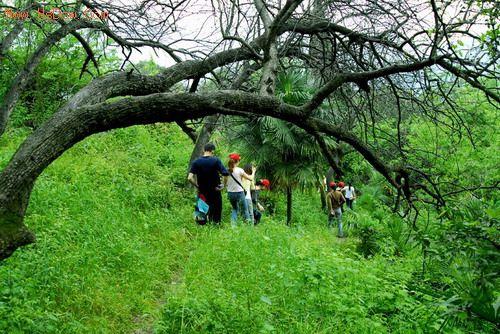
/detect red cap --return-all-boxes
[260,179,270,188]
[229,153,241,161]
[329,182,336,188]
[338,181,345,188]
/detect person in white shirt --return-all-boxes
[225,153,253,225]
[242,163,256,224]
[342,182,356,210]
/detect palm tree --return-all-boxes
[227,69,337,225]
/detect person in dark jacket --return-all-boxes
[188,143,229,224]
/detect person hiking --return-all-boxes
[327,182,346,237]
[251,178,270,225]
[242,163,255,224]
[226,153,253,225]
[342,181,356,210]
[338,181,346,212]
[187,143,229,224]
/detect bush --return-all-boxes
[357,225,380,258]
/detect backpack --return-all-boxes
[194,194,209,225]
[330,191,344,208]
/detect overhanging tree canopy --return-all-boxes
[0,0,498,260]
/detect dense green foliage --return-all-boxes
[0,27,118,129]
[0,119,497,332]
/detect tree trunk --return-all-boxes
[187,61,260,169]
[286,186,293,226]
[188,114,219,168]
[0,185,36,260]
[319,184,326,210]
[259,42,279,96]
[0,20,102,137]
[0,21,24,60]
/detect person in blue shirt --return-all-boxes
[188,143,229,224]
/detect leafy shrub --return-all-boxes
[357,225,380,258]
[424,198,499,326]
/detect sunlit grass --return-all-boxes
[0,125,496,333]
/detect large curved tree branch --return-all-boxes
[0,90,399,206]
[0,89,404,260]
[304,56,444,112]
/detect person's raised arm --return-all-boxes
[217,158,229,190]
[241,169,253,181]
[187,172,198,188]
[242,173,253,181]
[241,165,257,182]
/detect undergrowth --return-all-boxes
[0,125,497,333]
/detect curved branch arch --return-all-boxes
[0,90,400,260]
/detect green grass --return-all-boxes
[155,222,424,333]
[0,125,496,333]
[0,125,197,333]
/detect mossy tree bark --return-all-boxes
[0,186,36,260]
